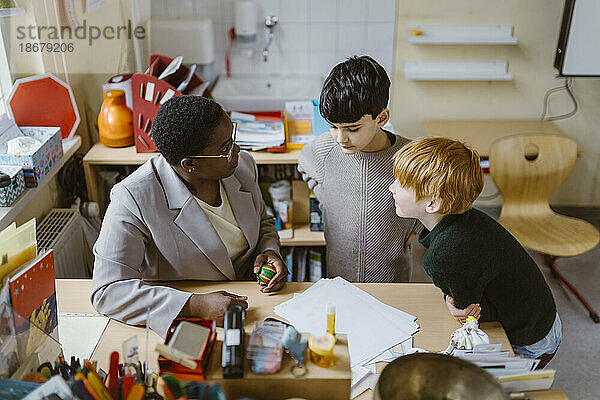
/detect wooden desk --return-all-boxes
[423,119,569,158]
[56,280,516,399]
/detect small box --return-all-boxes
[158,318,217,381]
[0,166,25,207]
[284,102,314,150]
[0,126,63,187]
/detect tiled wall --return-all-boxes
[150,0,396,77]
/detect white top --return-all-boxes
[194,182,249,261]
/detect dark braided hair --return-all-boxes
[152,95,227,165]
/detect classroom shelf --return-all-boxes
[406,25,518,45]
[0,135,82,230]
[83,143,322,246]
[404,61,513,81]
[83,143,302,165]
[280,224,325,246]
[250,149,302,164]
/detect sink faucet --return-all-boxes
[263,15,278,62]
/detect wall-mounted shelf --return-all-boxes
[0,7,25,17]
[0,136,81,231]
[407,25,518,45]
[404,61,513,81]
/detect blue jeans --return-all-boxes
[513,312,562,359]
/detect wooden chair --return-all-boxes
[489,134,600,322]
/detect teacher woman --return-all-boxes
[91,96,287,337]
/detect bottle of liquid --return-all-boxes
[326,302,336,336]
[268,180,293,231]
[98,90,133,147]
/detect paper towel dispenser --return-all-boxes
[148,18,216,83]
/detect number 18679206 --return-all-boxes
[19,42,74,53]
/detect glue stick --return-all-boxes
[326,302,336,336]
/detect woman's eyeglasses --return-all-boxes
[187,122,238,162]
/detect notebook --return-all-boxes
[8,249,57,337]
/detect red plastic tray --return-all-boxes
[158,318,217,381]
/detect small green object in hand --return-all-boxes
[257,263,277,286]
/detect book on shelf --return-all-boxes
[230,111,285,148]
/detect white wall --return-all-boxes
[392,0,600,207]
[0,0,139,226]
[150,0,396,77]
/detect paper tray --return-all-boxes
[157,318,217,380]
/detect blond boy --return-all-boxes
[389,137,561,368]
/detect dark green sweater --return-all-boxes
[418,208,556,346]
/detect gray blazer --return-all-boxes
[91,152,281,337]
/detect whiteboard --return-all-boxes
[555,0,600,76]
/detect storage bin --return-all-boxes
[0,165,25,206]
[0,126,63,187]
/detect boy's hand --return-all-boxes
[445,295,481,324]
[254,250,288,293]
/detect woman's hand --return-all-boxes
[445,295,481,324]
[179,291,248,326]
[253,250,288,293]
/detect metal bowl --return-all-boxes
[374,353,508,400]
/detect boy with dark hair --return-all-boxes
[298,56,421,282]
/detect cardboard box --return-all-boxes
[0,126,63,187]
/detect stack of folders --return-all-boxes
[274,277,419,399]
[230,112,285,149]
[453,345,555,392]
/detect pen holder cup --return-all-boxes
[158,318,217,380]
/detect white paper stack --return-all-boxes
[497,369,555,392]
[454,344,540,372]
[453,344,554,392]
[230,111,285,149]
[274,277,420,398]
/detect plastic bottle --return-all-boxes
[326,302,336,336]
[268,180,293,230]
